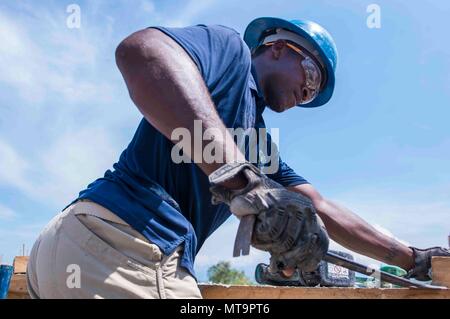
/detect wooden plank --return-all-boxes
[432,257,450,288]
[8,274,30,299]
[13,256,29,274]
[7,277,450,299]
[7,259,449,299]
[199,284,450,299]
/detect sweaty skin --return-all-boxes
[116,29,415,276]
[116,28,247,190]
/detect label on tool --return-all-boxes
[327,263,350,279]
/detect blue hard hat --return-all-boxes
[244,17,338,108]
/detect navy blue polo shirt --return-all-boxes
[69,24,308,279]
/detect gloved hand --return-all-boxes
[406,246,450,281]
[209,162,329,272]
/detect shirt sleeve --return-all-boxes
[149,24,247,87]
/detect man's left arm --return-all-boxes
[257,127,447,278]
[261,128,412,269]
[260,129,413,269]
[287,183,415,270]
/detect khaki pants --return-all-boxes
[26,200,202,299]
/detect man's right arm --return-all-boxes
[115,28,246,188]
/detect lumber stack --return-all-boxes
[7,256,30,299]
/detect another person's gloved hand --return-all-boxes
[209,162,329,272]
[406,246,450,281]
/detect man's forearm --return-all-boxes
[115,28,246,186]
[288,185,414,270]
[313,199,414,269]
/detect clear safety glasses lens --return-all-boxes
[299,55,321,105]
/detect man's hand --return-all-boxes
[407,246,450,281]
[209,162,329,272]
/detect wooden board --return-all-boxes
[8,257,449,299]
[199,284,450,299]
[432,257,450,288]
[8,274,30,299]
[13,256,29,274]
[8,275,450,299]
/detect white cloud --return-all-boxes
[165,0,217,27]
[0,222,47,264]
[0,222,45,240]
[0,139,32,192]
[0,5,127,207]
[331,195,450,248]
[0,204,17,221]
[141,0,156,14]
[0,9,115,105]
[38,127,120,205]
[0,11,43,101]
[0,128,120,208]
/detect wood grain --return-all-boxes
[432,257,450,288]
[199,284,450,299]
[13,256,29,274]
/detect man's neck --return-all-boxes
[251,57,265,98]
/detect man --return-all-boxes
[27,17,449,298]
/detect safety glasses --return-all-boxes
[264,41,323,105]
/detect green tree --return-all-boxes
[207,261,252,285]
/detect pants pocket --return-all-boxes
[73,214,161,276]
[54,213,161,298]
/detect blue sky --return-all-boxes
[0,0,449,282]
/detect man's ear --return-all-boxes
[269,40,287,60]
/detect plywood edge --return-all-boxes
[199,284,450,299]
[432,256,450,288]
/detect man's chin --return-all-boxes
[268,102,289,113]
[265,93,295,112]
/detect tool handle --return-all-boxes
[323,251,446,289]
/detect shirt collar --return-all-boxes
[250,63,267,111]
